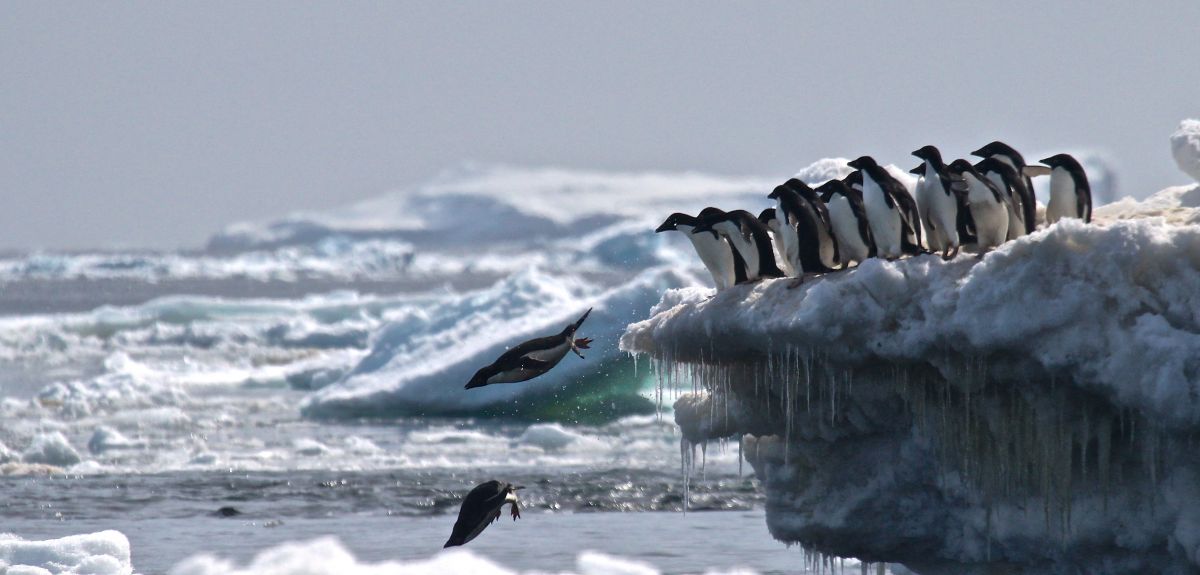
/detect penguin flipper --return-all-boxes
[519,357,553,370]
[1023,165,1052,178]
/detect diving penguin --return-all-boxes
[970,141,1040,234]
[692,210,786,283]
[847,156,923,259]
[656,209,746,290]
[947,159,1010,254]
[815,178,875,266]
[444,480,523,547]
[1040,153,1093,224]
[465,309,593,389]
[975,157,1035,241]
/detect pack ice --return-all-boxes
[622,174,1200,573]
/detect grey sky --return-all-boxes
[4,2,1198,250]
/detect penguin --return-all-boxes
[1040,153,1093,224]
[846,156,923,259]
[843,170,864,192]
[444,480,523,547]
[970,141,1040,233]
[767,181,837,276]
[816,178,875,266]
[692,210,786,282]
[656,209,745,290]
[910,145,972,260]
[465,309,593,389]
[758,209,795,277]
[975,157,1035,241]
[783,178,840,270]
[947,159,1010,254]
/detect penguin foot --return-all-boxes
[574,337,592,350]
[510,502,521,520]
[787,278,805,289]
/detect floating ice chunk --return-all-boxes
[0,531,132,575]
[0,440,16,463]
[21,432,81,467]
[87,426,142,454]
[343,436,382,455]
[1173,119,1200,183]
[292,438,336,457]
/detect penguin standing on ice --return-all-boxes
[947,159,1010,254]
[767,181,838,277]
[757,209,794,276]
[971,141,1040,234]
[466,309,593,389]
[847,156,923,259]
[975,157,1035,241]
[692,210,786,283]
[444,480,523,547]
[656,209,746,290]
[911,145,972,260]
[1040,153,1093,224]
[815,178,875,266]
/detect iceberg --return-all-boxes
[621,183,1200,573]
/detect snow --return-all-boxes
[1172,119,1200,183]
[0,531,133,575]
[21,431,81,467]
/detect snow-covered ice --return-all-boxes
[0,531,133,575]
[1172,119,1200,183]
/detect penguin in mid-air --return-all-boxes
[911,145,972,260]
[1040,153,1093,224]
[767,180,838,278]
[947,159,1010,254]
[444,480,523,547]
[656,209,745,290]
[975,157,1035,241]
[816,178,875,266]
[970,141,1040,234]
[847,156,923,259]
[466,309,593,389]
[692,210,786,283]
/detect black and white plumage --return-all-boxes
[692,210,786,282]
[465,309,593,389]
[975,157,1035,241]
[947,159,1010,253]
[815,178,875,265]
[656,209,745,290]
[971,141,1039,234]
[767,180,838,276]
[444,480,523,547]
[847,156,923,259]
[1040,153,1093,224]
[911,145,973,260]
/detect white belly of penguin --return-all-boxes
[928,180,961,250]
[827,195,869,264]
[679,225,736,290]
[768,213,798,277]
[966,178,1009,250]
[486,342,570,384]
[986,172,1026,240]
[1046,168,1079,224]
[718,222,760,280]
[915,174,942,251]
[862,176,903,258]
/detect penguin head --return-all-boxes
[815,179,848,202]
[697,206,726,219]
[908,164,925,175]
[767,184,789,200]
[691,220,719,238]
[655,212,695,233]
[971,141,1024,165]
[757,208,777,226]
[847,156,878,170]
[465,367,491,389]
[912,145,943,164]
[974,157,1015,179]
[1039,153,1082,171]
[842,170,863,188]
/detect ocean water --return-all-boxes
[0,167,871,573]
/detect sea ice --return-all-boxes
[0,531,133,575]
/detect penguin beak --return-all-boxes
[909,165,924,175]
[970,147,986,158]
[514,485,526,490]
[654,221,673,233]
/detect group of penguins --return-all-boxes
[439,142,1095,549]
[656,141,1094,289]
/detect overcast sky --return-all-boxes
[4,2,1198,250]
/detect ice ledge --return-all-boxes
[622,215,1200,428]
